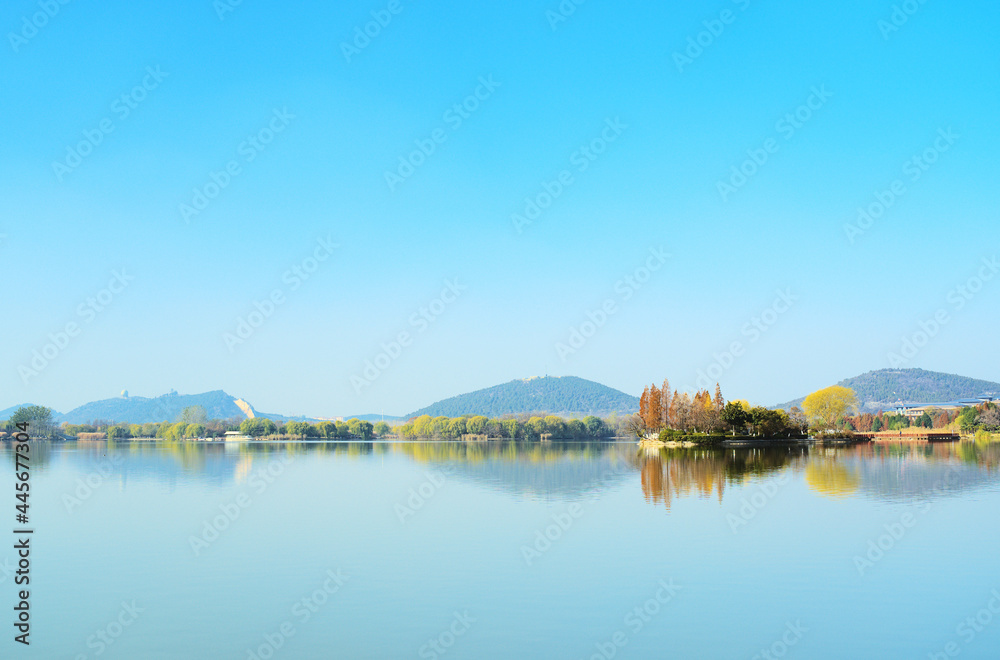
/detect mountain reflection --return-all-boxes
[4,439,999,505]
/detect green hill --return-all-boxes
[406,376,639,418]
[776,369,1000,413]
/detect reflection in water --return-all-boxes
[392,441,634,500]
[634,441,1000,508]
[3,439,1000,506]
[839,442,1000,502]
[635,446,809,509]
[805,459,861,499]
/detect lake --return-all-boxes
[3,439,1000,659]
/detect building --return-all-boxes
[894,394,996,419]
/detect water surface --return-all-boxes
[3,439,1000,659]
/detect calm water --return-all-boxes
[3,439,1000,659]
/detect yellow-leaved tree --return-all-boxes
[802,386,858,429]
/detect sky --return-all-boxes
[1,0,998,417]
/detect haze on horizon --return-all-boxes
[1,0,998,418]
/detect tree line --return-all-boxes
[636,379,807,439]
[394,414,617,440]
[1,405,386,441]
[840,402,999,436]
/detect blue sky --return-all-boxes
[1,0,998,417]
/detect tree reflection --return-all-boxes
[635,446,807,509]
[804,459,861,498]
[12,438,1000,504]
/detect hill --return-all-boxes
[0,404,59,420]
[341,414,406,423]
[56,390,254,424]
[776,369,1000,413]
[406,376,639,418]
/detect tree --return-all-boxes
[373,421,392,437]
[185,423,206,438]
[624,413,645,439]
[285,421,309,437]
[582,416,605,438]
[871,416,883,432]
[885,413,910,431]
[164,422,188,440]
[647,384,662,431]
[713,383,724,411]
[567,419,585,439]
[694,389,719,431]
[432,416,451,436]
[106,424,132,439]
[916,412,933,429]
[674,392,693,431]
[639,387,649,428]
[660,380,672,428]
[467,416,488,435]
[979,406,1000,431]
[663,390,676,428]
[347,419,373,439]
[179,405,208,425]
[446,418,467,437]
[411,415,433,437]
[747,407,791,437]
[802,386,859,429]
[239,418,276,437]
[958,407,979,433]
[526,417,546,439]
[721,402,748,435]
[9,406,55,438]
[545,415,566,438]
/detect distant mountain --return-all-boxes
[406,376,639,419]
[0,404,58,420]
[776,369,1000,413]
[342,414,406,423]
[56,390,254,424]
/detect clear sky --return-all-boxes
[1,0,998,417]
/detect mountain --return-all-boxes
[776,369,1000,413]
[342,414,406,423]
[56,390,254,424]
[405,376,639,419]
[0,404,59,420]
